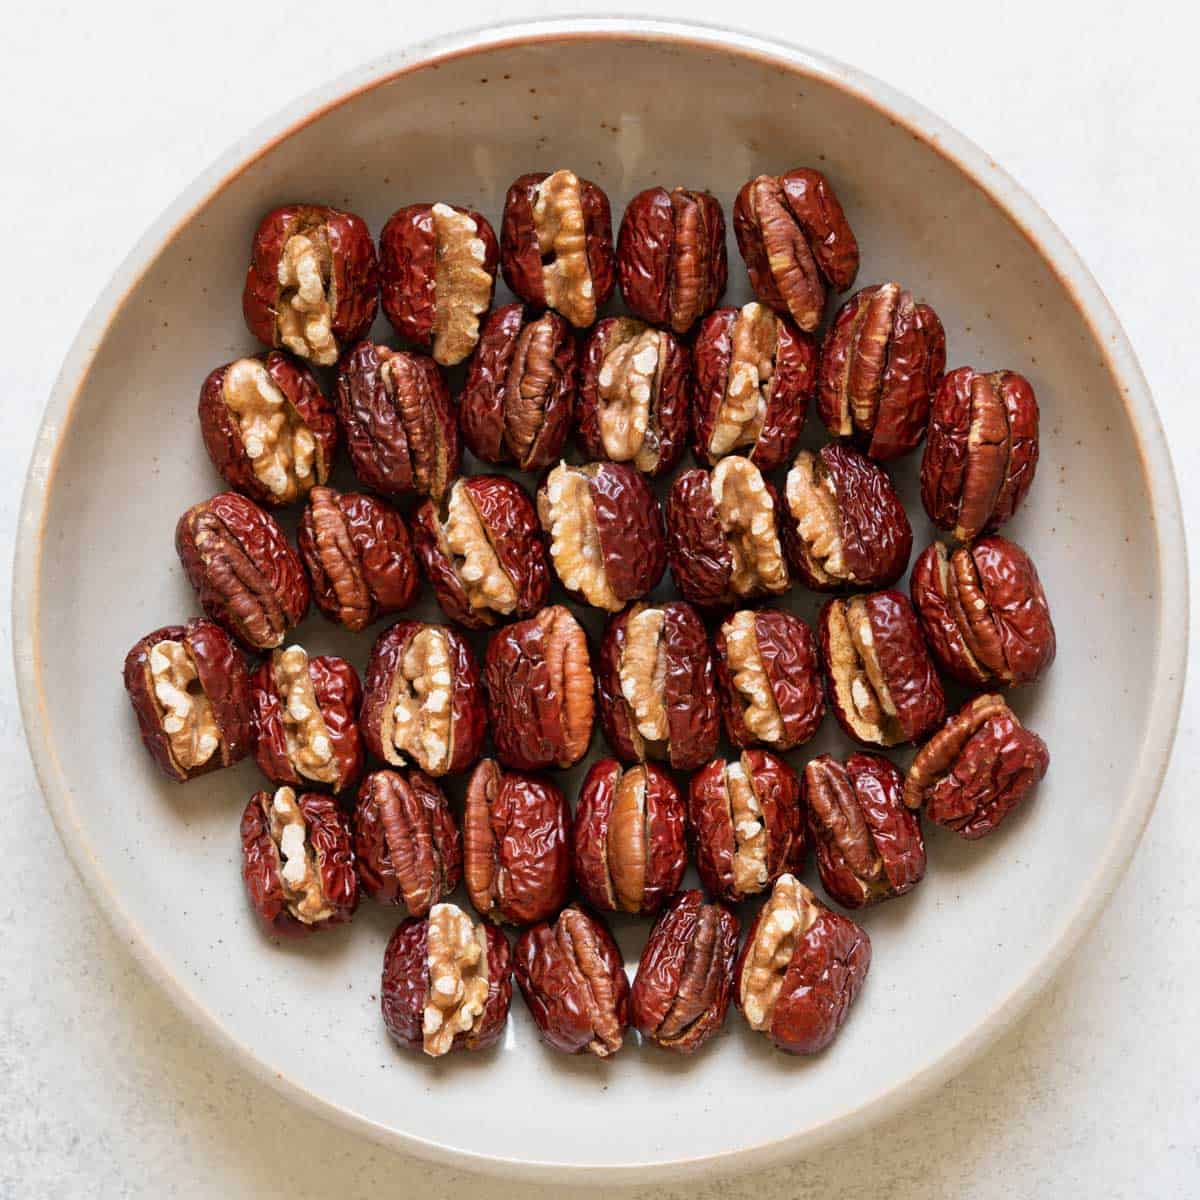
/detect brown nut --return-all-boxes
[463,758,572,925]
[459,304,576,471]
[818,591,946,748]
[911,536,1056,687]
[803,753,925,908]
[198,352,337,508]
[500,170,616,328]
[691,303,817,471]
[514,904,630,1057]
[381,903,512,1056]
[250,646,363,793]
[733,873,870,1054]
[817,283,947,460]
[665,457,790,609]
[240,786,358,936]
[484,606,595,771]
[920,367,1040,542]
[360,620,486,778]
[782,443,912,592]
[575,317,690,476]
[242,204,378,365]
[353,768,462,915]
[616,186,727,334]
[537,461,666,610]
[297,486,419,633]
[378,202,499,366]
[732,168,859,332]
[714,609,824,751]
[175,492,310,652]
[572,760,687,916]
[122,619,252,782]
[629,890,739,1054]
[335,341,460,502]
[688,749,804,904]
[904,693,1049,839]
[411,475,549,630]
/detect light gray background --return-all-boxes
[3,2,1197,1196]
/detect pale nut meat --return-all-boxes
[390,627,454,775]
[430,203,494,367]
[148,640,221,772]
[726,760,769,896]
[618,607,669,743]
[276,233,337,365]
[541,463,621,610]
[710,456,789,598]
[597,322,665,471]
[824,596,903,740]
[738,872,816,1031]
[720,612,785,744]
[708,303,776,458]
[272,646,338,784]
[786,451,846,584]
[267,786,335,925]
[533,170,595,328]
[439,480,519,617]
[422,902,490,1057]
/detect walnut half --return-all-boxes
[540,463,620,610]
[533,170,596,327]
[823,595,901,742]
[387,627,455,775]
[148,639,220,773]
[719,611,784,744]
[264,786,335,925]
[710,457,789,598]
[423,902,491,1057]
[738,872,816,1030]
[618,606,669,746]
[271,646,338,784]
[277,232,336,364]
[708,303,776,458]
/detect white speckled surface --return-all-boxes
[3,2,1197,1195]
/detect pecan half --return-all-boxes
[242,204,378,365]
[176,492,310,652]
[904,694,1049,838]
[630,890,740,1054]
[803,753,925,908]
[817,283,946,460]
[921,368,1040,541]
[732,168,859,332]
[123,619,252,782]
[514,905,630,1057]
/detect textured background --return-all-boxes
[3,2,1197,1196]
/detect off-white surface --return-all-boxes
[2,1,1196,1196]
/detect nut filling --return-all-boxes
[739,873,816,1030]
[597,322,665,470]
[558,908,624,1056]
[148,640,220,771]
[608,769,649,913]
[272,646,337,784]
[786,451,847,584]
[827,598,901,742]
[533,170,595,327]
[276,232,336,364]
[542,464,620,610]
[725,760,769,896]
[655,906,723,1043]
[539,606,595,765]
[431,203,493,366]
[709,303,776,457]
[423,903,490,1057]
[710,457,788,597]
[618,607,669,745]
[389,628,454,775]
[721,612,784,744]
[438,481,519,616]
[265,786,333,924]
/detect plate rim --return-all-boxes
[11,16,1189,1183]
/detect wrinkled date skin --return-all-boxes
[360,620,487,778]
[734,873,870,1054]
[818,591,946,748]
[198,352,337,509]
[123,619,252,782]
[484,606,595,771]
[616,186,727,334]
[381,905,512,1055]
[575,317,690,476]
[803,753,925,908]
[250,648,364,793]
[714,608,824,751]
[782,443,912,592]
[240,787,359,936]
[514,905,630,1057]
[732,168,859,333]
[463,758,572,925]
[904,693,1049,839]
[412,475,549,630]
[630,890,739,1054]
[572,759,687,916]
[537,461,667,611]
[378,203,499,366]
[688,750,804,904]
[921,367,1040,542]
[242,204,378,365]
[596,600,720,772]
[911,536,1056,687]
[691,303,817,471]
[176,492,310,652]
[353,768,462,915]
[336,341,460,502]
[459,304,577,471]
[297,486,419,633]
[500,170,616,328]
[817,283,947,461]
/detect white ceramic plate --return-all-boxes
[13,18,1187,1184]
